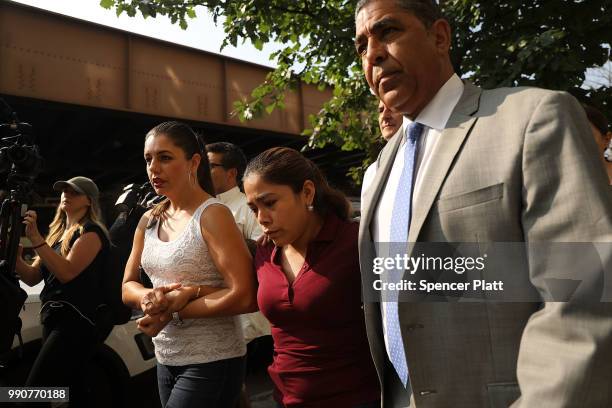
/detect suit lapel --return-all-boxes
[358,131,403,387]
[407,82,482,243]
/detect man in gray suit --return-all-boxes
[355,1,612,407]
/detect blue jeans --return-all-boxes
[157,356,245,408]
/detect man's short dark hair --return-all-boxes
[205,142,248,181]
[583,104,609,136]
[355,0,444,28]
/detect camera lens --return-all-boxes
[6,145,43,175]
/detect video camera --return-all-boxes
[111,181,162,247]
[0,100,42,357]
[0,127,42,174]
[110,182,162,290]
[0,119,43,190]
[115,182,163,214]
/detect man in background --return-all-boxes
[583,103,612,185]
[207,142,263,243]
[206,142,270,407]
[362,100,404,205]
[206,142,269,342]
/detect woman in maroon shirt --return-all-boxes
[243,147,380,408]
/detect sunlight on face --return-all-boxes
[244,173,310,247]
[144,133,193,197]
[356,0,451,118]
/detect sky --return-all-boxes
[11,0,282,68]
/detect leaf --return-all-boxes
[99,0,114,10]
[94,0,612,178]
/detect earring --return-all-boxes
[189,171,197,185]
[188,171,193,185]
[307,204,314,212]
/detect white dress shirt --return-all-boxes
[216,186,270,342]
[372,74,464,243]
[371,74,464,364]
[217,186,262,241]
[360,127,403,209]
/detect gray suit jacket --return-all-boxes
[358,82,612,408]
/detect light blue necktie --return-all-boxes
[386,121,424,387]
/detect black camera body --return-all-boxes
[0,103,41,357]
[0,122,43,191]
[0,143,42,175]
[110,182,161,290]
[114,182,162,214]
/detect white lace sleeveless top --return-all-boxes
[141,198,246,366]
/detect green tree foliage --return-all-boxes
[447,1,611,120]
[100,0,612,183]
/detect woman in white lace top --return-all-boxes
[121,121,257,408]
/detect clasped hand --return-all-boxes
[137,283,191,337]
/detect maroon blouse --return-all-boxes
[255,214,380,408]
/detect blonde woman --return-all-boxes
[15,176,110,406]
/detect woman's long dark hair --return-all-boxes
[145,121,214,219]
[244,147,351,221]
